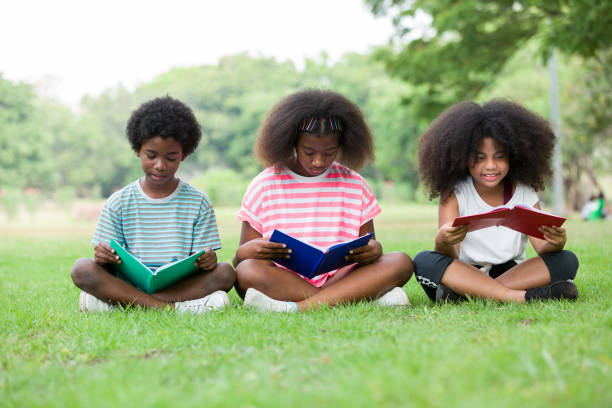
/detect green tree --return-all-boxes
[0,75,56,191]
[365,0,612,119]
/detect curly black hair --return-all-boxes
[254,89,374,170]
[418,99,555,201]
[126,96,201,156]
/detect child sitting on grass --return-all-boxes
[414,100,579,303]
[233,89,413,312]
[71,96,235,313]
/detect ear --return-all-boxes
[181,153,186,162]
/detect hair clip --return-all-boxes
[298,116,343,133]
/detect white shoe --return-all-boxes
[79,291,112,312]
[377,287,411,307]
[244,288,298,313]
[175,290,230,314]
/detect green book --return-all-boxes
[110,240,207,294]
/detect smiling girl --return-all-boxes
[413,100,579,303]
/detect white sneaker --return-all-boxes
[244,288,298,313]
[377,287,411,307]
[79,291,112,312]
[175,290,230,314]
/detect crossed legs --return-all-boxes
[235,252,413,311]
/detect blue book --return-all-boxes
[269,230,375,279]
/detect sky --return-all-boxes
[1,0,396,108]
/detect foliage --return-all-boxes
[0,75,56,190]
[365,0,612,120]
[1,53,423,198]
[189,168,251,207]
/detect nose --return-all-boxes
[484,157,496,169]
[154,158,166,171]
[312,154,325,167]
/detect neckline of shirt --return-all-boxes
[284,163,334,181]
[468,176,516,210]
[136,178,184,203]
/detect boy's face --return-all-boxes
[137,136,185,192]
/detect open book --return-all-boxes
[269,230,374,279]
[451,204,566,240]
[110,240,212,294]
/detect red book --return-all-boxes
[451,204,566,240]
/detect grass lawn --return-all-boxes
[1,203,611,407]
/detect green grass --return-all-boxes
[1,204,611,407]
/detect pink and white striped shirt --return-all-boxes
[238,162,381,285]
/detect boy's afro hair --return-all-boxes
[254,89,374,170]
[418,99,555,200]
[126,96,201,156]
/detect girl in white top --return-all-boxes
[413,100,579,303]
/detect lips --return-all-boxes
[150,173,167,181]
[482,174,499,181]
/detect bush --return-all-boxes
[189,168,250,207]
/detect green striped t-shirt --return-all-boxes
[92,179,222,271]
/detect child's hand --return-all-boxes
[346,239,382,265]
[538,225,566,250]
[436,223,468,247]
[195,248,217,271]
[240,238,292,260]
[94,242,121,265]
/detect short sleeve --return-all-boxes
[192,199,222,251]
[359,176,381,225]
[91,199,124,246]
[237,176,264,233]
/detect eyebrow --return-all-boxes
[145,149,179,155]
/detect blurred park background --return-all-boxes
[1,0,611,224]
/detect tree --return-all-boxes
[0,75,56,190]
[365,0,612,120]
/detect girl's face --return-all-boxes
[138,136,185,195]
[468,137,509,190]
[293,132,340,177]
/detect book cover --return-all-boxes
[110,240,208,294]
[452,204,566,240]
[269,230,375,279]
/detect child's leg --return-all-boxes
[71,258,169,309]
[235,259,320,300]
[294,252,412,311]
[440,260,526,302]
[495,250,578,290]
[414,250,579,303]
[414,250,526,302]
[151,262,235,303]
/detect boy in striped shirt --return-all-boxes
[71,97,235,313]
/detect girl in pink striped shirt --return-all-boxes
[233,90,414,312]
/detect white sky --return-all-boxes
[0,0,395,108]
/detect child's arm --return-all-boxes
[345,220,382,264]
[232,221,292,268]
[528,203,567,254]
[435,193,468,258]
[93,242,121,265]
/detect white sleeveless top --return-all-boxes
[454,176,540,269]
